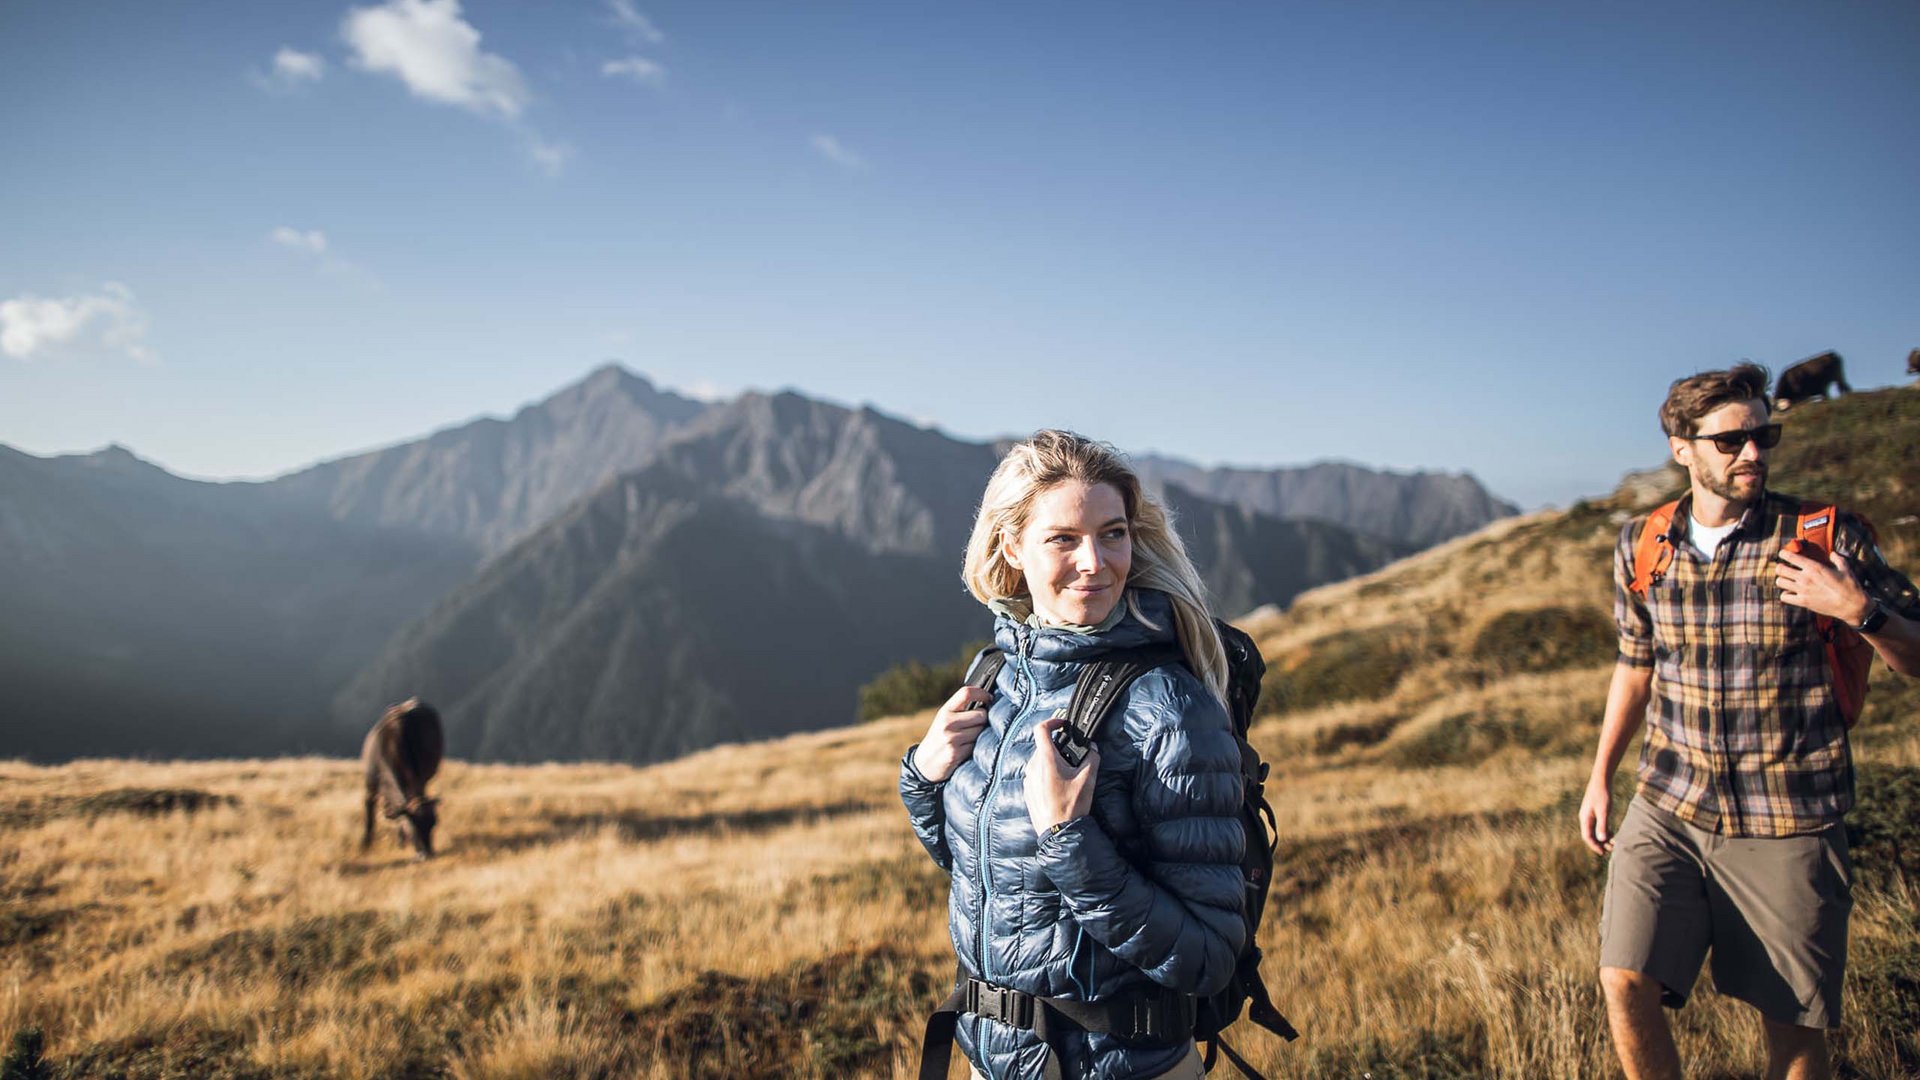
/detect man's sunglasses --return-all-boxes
[1686,423,1782,454]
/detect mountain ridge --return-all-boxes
[2,363,1520,765]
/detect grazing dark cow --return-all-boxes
[1773,351,1850,411]
[1907,347,1919,378]
[361,698,445,859]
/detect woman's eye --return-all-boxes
[1103,529,1128,542]
[1048,535,1075,546]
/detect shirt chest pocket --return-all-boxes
[1743,582,1815,658]
[1645,581,1692,653]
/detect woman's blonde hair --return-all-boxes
[961,429,1227,702]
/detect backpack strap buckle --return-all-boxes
[965,979,1035,1029]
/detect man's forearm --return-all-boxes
[1863,609,1920,678]
[1591,662,1655,784]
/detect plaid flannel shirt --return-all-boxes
[1614,489,1920,837]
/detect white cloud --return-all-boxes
[273,47,326,83]
[342,0,529,118]
[270,226,329,255]
[601,56,665,86]
[524,135,573,177]
[810,133,866,171]
[0,283,156,364]
[607,0,665,44]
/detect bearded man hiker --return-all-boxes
[1578,363,1920,1080]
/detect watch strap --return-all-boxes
[1855,603,1889,635]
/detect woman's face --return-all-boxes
[1004,480,1133,627]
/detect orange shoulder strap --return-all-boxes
[1795,502,1839,559]
[1630,500,1681,595]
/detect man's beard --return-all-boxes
[1700,461,1766,502]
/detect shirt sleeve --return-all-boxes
[1614,518,1655,668]
[1835,513,1920,622]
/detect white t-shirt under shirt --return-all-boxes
[1688,514,1739,558]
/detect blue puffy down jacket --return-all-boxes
[899,589,1247,1080]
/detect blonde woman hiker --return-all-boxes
[900,430,1277,1080]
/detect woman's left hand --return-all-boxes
[1025,714,1100,835]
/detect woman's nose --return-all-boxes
[1076,541,1105,574]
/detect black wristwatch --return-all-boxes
[1853,603,1889,635]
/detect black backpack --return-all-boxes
[919,617,1296,1080]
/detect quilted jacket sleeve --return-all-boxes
[1032,677,1246,996]
[898,745,952,872]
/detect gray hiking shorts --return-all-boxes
[1599,798,1852,1029]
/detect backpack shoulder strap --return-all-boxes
[1630,499,1683,595]
[1054,646,1184,767]
[1795,501,1839,558]
[1793,502,1842,635]
[963,647,1006,691]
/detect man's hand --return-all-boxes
[1025,714,1099,835]
[912,685,991,783]
[1579,775,1616,856]
[1777,546,1873,626]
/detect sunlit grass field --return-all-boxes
[6,389,1918,1079]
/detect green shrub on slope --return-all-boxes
[857,640,991,722]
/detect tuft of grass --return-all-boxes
[160,912,403,990]
[1465,605,1615,679]
[1383,709,1557,770]
[1258,625,1425,716]
[1,1027,48,1080]
[0,787,236,830]
[630,947,938,1079]
[70,788,239,818]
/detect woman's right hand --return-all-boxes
[912,685,992,782]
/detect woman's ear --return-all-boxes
[1000,528,1023,571]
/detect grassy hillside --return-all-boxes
[4,388,1917,1079]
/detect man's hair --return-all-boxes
[1659,363,1771,437]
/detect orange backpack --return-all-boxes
[1629,499,1877,727]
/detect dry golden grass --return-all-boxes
[7,392,1919,1078]
[8,698,1917,1078]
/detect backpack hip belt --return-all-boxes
[919,963,1198,1080]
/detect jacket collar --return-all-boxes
[991,588,1179,670]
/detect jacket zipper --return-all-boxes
[977,625,1035,981]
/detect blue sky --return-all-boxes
[3,1,1916,508]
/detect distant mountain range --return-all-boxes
[0,365,1514,765]
[1136,456,1519,551]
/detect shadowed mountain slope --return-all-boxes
[332,469,983,764]
[634,390,999,555]
[0,444,476,761]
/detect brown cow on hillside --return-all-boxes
[361,698,445,859]
[1773,351,1850,411]
[1907,347,1919,378]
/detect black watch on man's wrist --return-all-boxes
[1853,603,1888,635]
